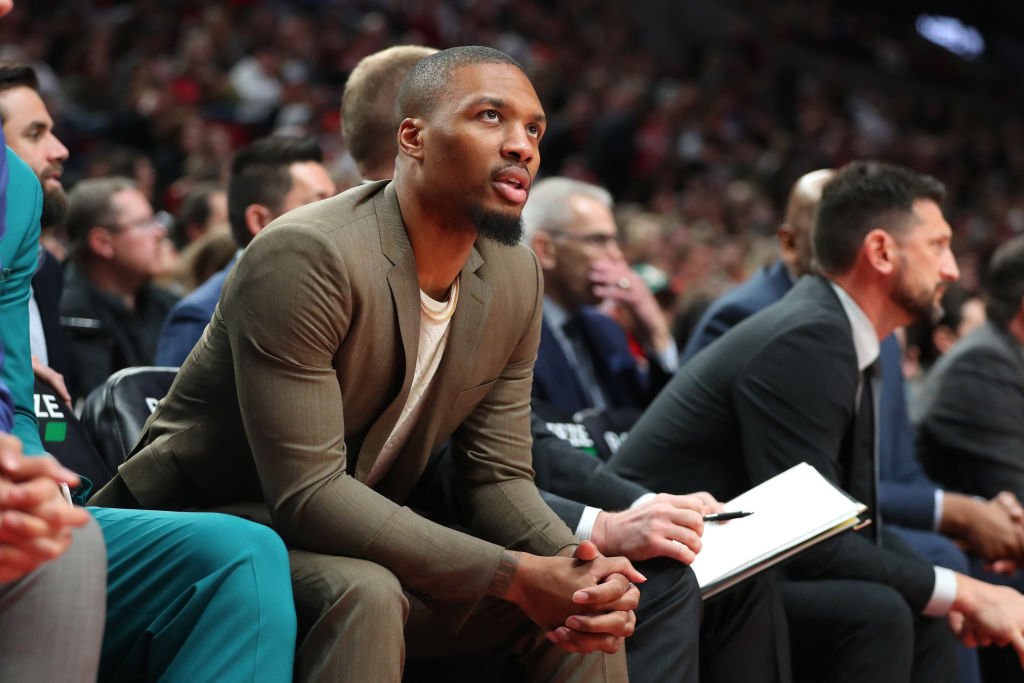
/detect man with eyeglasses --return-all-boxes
[59,177,178,398]
[523,176,677,417]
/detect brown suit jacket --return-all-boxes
[91,181,576,623]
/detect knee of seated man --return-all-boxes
[172,512,290,575]
[293,553,408,624]
[837,583,914,635]
[634,557,701,619]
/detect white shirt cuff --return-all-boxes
[655,340,679,373]
[922,567,958,617]
[575,506,602,541]
[932,489,944,532]
[630,492,657,509]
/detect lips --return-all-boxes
[492,167,531,205]
[42,167,63,189]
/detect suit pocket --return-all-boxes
[450,378,499,416]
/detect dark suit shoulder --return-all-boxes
[683,263,795,360]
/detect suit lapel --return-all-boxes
[355,185,420,482]
[377,246,492,501]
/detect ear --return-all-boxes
[245,204,273,238]
[86,226,115,260]
[863,228,897,275]
[397,118,425,161]
[777,223,798,261]
[532,231,558,269]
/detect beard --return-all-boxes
[470,204,524,247]
[892,268,943,324]
[40,185,68,229]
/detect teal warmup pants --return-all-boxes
[91,507,296,683]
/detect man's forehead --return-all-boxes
[903,198,951,236]
[112,186,147,212]
[0,86,51,128]
[565,193,615,231]
[449,63,543,110]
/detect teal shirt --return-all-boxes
[0,146,45,454]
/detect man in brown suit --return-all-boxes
[92,46,640,682]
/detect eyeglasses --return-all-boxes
[107,215,167,234]
[548,230,622,250]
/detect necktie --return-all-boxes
[850,365,880,543]
[562,316,607,410]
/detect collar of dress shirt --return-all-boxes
[829,281,879,371]
[543,295,570,329]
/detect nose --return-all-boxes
[605,236,625,260]
[941,248,960,282]
[49,133,69,163]
[501,125,535,165]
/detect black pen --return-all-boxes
[703,511,754,522]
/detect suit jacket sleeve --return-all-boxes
[224,225,509,627]
[735,322,936,611]
[449,253,578,557]
[919,345,1024,500]
[540,490,587,530]
[0,149,45,454]
[531,413,650,511]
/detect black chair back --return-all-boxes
[79,366,178,487]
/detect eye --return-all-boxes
[481,109,500,121]
[526,123,541,137]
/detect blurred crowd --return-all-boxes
[4,0,1024,320]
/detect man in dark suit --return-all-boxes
[678,172,835,362]
[522,176,675,416]
[93,47,643,682]
[687,169,1024,563]
[154,136,336,367]
[611,160,1024,682]
[918,235,1024,501]
[685,169,1024,681]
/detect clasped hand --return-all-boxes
[512,540,644,654]
[0,435,90,583]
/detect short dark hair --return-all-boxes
[0,61,40,121]
[814,161,946,275]
[174,182,223,248]
[342,45,436,178]
[227,136,323,248]
[983,235,1024,329]
[65,176,136,260]
[396,46,522,125]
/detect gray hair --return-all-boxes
[521,177,613,244]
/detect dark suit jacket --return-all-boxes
[530,414,649,527]
[533,306,667,416]
[31,248,71,379]
[91,181,576,627]
[681,261,795,364]
[917,321,1024,500]
[609,275,936,610]
[60,265,178,400]
[684,260,940,530]
[154,254,238,367]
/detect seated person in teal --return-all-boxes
[1,143,297,681]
